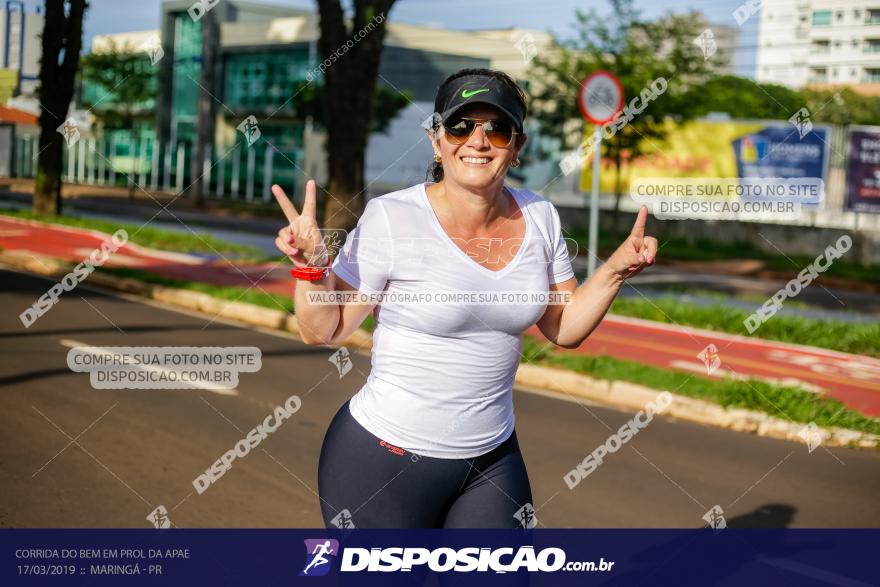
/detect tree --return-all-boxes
[316,0,397,231]
[680,77,880,127]
[80,41,155,131]
[298,83,411,135]
[34,0,88,215]
[79,40,155,197]
[802,87,880,127]
[681,75,803,120]
[529,0,720,230]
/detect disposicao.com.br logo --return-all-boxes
[300,539,339,577]
[298,539,614,575]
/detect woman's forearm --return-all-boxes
[549,206,658,348]
[293,273,341,344]
[554,264,625,348]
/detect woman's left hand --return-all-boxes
[605,206,658,280]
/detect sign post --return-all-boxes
[589,125,602,276]
[578,71,623,276]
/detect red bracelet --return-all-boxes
[290,265,330,281]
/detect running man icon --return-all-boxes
[299,539,339,577]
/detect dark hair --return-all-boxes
[427,68,528,183]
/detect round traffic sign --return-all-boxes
[579,71,624,125]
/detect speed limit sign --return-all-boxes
[579,71,624,125]
[577,70,623,277]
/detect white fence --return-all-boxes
[11,134,304,203]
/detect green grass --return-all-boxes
[568,228,880,285]
[610,296,880,357]
[522,336,880,436]
[98,267,293,312]
[90,267,879,436]
[645,284,821,310]
[1,208,267,260]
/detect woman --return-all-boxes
[271,68,658,528]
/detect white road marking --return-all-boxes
[0,229,31,237]
[669,360,825,394]
[608,313,880,363]
[767,349,880,381]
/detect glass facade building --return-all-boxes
[77,1,541,197]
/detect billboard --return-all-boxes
[844,126,880,213]
[579,119,830,202]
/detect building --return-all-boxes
[756,0,880,93]
[0,0,43,101]
[86,0,553,196]
[84,1,747,200]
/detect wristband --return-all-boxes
[290,265,330,281]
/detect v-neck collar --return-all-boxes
[419,182,532,279]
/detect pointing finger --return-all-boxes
[301,179,317,219]
[272,184,299,223]
[630,205,647,238]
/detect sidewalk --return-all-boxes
[2,212,879,418]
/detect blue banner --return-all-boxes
[733,123,829,207]
[2,529,876,586]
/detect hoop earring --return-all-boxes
[511,158,521,167]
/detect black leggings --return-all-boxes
[318,400,535,529]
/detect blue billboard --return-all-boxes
[732,123,830,190]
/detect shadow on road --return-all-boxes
[602,503,836,586]
[728,503,796,528]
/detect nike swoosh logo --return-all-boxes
[461,88,490,99]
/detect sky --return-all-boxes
[17,0,760,76]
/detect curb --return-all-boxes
[3,250,877,450]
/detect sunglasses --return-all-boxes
[442,117,519,149]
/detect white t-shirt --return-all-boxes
[331,182,575,458]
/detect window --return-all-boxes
[867,39,880,52]
[868,9,880,24]
[810,67,828,82]
[812,39,831,53]
[812,10,832,25]
[865,68,880,82]
[171,12,201,127]
[224,50,311,110]
[855,10,862,19]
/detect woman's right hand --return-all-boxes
[272,180,327,267]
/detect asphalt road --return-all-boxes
[1,269,878,529]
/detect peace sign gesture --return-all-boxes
[606,206,658,279]
[272,179,326,267]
